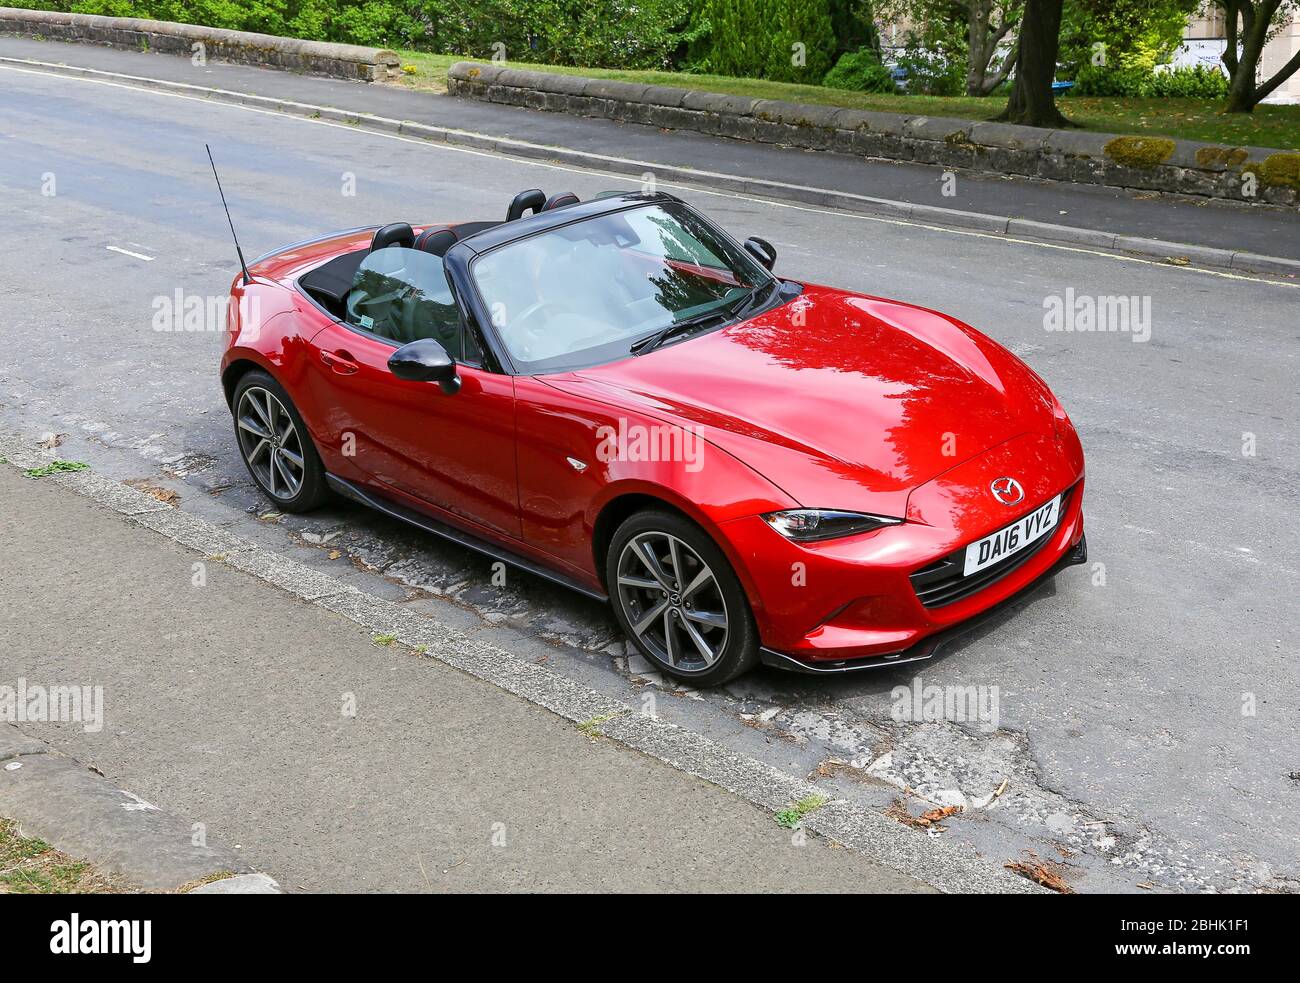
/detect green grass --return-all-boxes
[22,460,89,479]
[0,817,117,894]
[775,792,829,829]
[395,50,1300,150]
[576,711,626,739]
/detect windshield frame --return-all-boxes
[460,199,779,376]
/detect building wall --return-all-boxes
[1182,8,1299,103]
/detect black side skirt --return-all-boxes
[325,474,609,602]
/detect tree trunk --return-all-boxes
[967,1,993,96]
[995,0,1071,126]
[1224,60,1259,112]
[1218,0,1300,114]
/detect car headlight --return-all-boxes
[762,509,903,543]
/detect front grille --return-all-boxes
[910,488,1073,609]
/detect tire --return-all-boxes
[606,509,760,686]
[231,370,330,513]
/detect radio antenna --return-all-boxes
[205,144,252,286]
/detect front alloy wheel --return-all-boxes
[607,510,759,685]
[617,531,730,673]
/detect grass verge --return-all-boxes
[0,817,123,894]
[393,51,1299,150]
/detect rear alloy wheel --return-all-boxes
[232,371,329,513]
[608,511,759,685]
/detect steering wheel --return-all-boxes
[506,299,580,359]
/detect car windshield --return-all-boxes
[470,202,774,373]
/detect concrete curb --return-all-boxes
[3,54,1295,281]
[188,872,283,894]
[0,724,269,892]
[0,7,398,80]
[0,432,1044,894]
[448,61,1300,211]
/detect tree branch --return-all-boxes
[1222,0,1240,75]
[982,38,1020,93]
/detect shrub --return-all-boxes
[11,0,688,66]
[822,48,896,93]
[1072,63,1230,99]
[1071,64,1151,97]
[436,0,690,69]
[691,0,838,84]
[1146,65,1230,99]
[895,44,966,97]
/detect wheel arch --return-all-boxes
[221,357,268,409]
[590,488,766,621]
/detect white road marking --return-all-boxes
[106,245,154,261]
[1,60,1295,291]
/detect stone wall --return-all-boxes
[0,7,400,81]
[447,61,1299,208]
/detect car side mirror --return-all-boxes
[389,339,461,395]
[744,237,777,271]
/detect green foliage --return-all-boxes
[774,793,828,828]
[1071,64,1152,97]
[823,48,896,93]
[691,0,838,84]
[436,0,690,69]
[11,0,687,66]
[896,44,966,97]
[1073,64,1229,99]
[1060,0,1200,78]
[22,460,89,478]
[1145,65,1231,99]
[827,0,879,58]
[882,3,968,97]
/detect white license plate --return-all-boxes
[963,495,1061,577]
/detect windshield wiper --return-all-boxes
[630,282,773,356]
[731,278,781,321]
[630,309,729,356]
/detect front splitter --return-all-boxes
[760,533,1087,675]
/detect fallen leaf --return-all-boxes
[920,805,963,823]
[123,478,180,506]
[1005,858,1075,894]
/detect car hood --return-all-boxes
[541,284,1058,517]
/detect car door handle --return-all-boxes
[321,350,359,376]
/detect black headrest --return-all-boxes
[414,228,458,257]
[542,192,580,212]
[371,223,414,252]
[506,189,547,222]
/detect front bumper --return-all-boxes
[758,533,1087,674]
[719,443,1087,671]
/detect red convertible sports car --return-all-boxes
[220,189,1086,685]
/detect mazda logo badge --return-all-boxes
[991,477,1025,506]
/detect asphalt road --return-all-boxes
[1,62,1297,893]
[6,36,1300,261]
